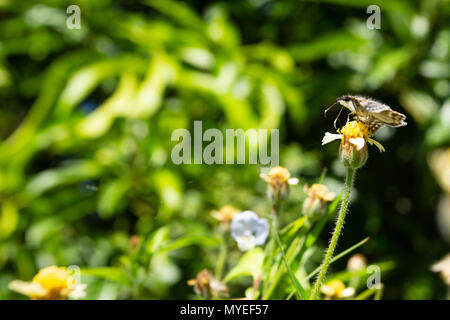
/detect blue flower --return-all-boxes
[230,211,269,252]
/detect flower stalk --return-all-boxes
[215,232,228,280]
[271,201,304,300]
[310,167,356,300]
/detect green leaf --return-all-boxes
[158,235,221,253]
[302,0,413,13]
[327,261,395,282]
[146,227,170,254]
[355,286,381,300]
[224,247,264,283]
[0,200,18,239]
[289,31,366,62]
[25,160,102,197]
[97,178,131,218]
[305,237,371,281]
[81,267,131,285]
[281,216,307,239]
[365,47,412,90]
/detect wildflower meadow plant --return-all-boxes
[310,113,407,300]
[187,159,383,300]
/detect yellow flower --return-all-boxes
[211,205,238,229]
[322,121,385,168]
[187,269,229,298]
[431,254,450,285]
[321,279,355,299]
[302,184,335,220]
[260,166,299,201]
[9,266,86,300]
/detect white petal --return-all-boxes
[322,132,342,146]
[288,178,299,185]
[237,237,256,252]
[341,287,355,298]
[68,284,87,299]
[8,280,47,298]
[349,137,365,150]
[253,218,269,245]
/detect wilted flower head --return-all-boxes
[431,254,450,285]
[211,205,238,230]
[347,253,367,271]
[230,211,269,252]
[260,166,299,201]
[322,121,385,169]
[302,183,336,220]
[321,279,355,299]
[9,266,86,300]
[187,269,229,298]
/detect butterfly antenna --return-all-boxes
[324,101,338,118]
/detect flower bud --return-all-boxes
[211,205,238,230]
[302,184,336,221]
[260,166,298,202]
[347,253,367,271]
[339,140,368,169]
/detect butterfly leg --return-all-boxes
[333,106,344,129]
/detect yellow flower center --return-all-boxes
[326,280,346,295]
[32,266,74,295]
[267,166,290,182]
[306,184,335,202]
[339,121,371,141]
[212,205,238,224]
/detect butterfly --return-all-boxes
[325,95,407,134]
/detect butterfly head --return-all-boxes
[336,95,357,112]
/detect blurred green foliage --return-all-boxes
[0,0,449,299]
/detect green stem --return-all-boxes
[310,167,356,300]
[271,203,304,300]
[261,236,276,294]
[215,232,228,280]
[262,228,308,300]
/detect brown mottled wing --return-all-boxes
[367,119,385,135]
[355,97,407,128]
[371,109,407,127]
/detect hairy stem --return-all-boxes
[310,167,356,300]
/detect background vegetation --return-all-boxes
[0,0,449,299]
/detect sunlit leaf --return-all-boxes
[224,247,264,283]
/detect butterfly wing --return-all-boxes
[367,119,385,134]
[370,109,407,127]
[354,96,407,128]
